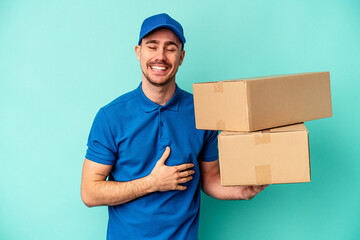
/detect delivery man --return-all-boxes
[81,13,267,240]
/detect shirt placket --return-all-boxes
[159,107,169,146]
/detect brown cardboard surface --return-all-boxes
[218,123,310,186]
[193,81,249,131]
[193,72,332,131]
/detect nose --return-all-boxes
[154,48,167,61]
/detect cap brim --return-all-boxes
[138,24,186,45]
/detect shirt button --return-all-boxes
[160,122,164,127]
[160,108,165,112]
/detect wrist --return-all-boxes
[145,174,158,193]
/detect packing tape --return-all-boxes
[216,120,226,130]
[213,83,224,93]
[255,164,272,184]
[255,132,271,145]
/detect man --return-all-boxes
[81,13,267,240]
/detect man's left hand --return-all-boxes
[240,185,269,200]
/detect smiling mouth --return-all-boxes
[149,65,170,72]
[151,66,167,70]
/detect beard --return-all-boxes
[142,60,176,87]
[142,70,175,87]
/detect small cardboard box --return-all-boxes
[193,72,332,132]
[218,123,310,186]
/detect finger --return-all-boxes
[259,185,268,191]
[176,163,195,171]
[249,185,266,192]
[178,170,195,178]
[178,176,193,184]
[248,185,266,196]
[246,186,257,195]
[158,146,171,165]
[254,185,263,191]
[242,187,254,200]
[176,185,187,191]
[244,186,259,196]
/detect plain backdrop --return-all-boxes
[1,0,359,239]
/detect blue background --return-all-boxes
[1,0,359,239]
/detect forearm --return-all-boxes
[200,160,266,200]
[81,175,155,207]
[202,172,246,200]
[81,148,195,207]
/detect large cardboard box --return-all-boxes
[193,72,332,132]
[218,123,310,186]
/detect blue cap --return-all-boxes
[138,13,186,45]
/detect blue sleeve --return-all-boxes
[85,108,117,165]
[199,130,219,162]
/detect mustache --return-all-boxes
[147,60,171,67]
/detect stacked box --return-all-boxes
[193,72,332,132]
[218,123,310,185]
[193,72,332,185]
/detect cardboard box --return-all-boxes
[193,72,332,131]
[218,123,310,186]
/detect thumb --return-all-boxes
[158,146,171,165]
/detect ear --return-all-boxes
[135,45,141,61]
[179,50,185,66]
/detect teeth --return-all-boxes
[151,66,166,70]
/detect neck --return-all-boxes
[141,79,176,106]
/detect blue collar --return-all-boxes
[136,82,182,113]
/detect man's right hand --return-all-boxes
[81,146,195,207]
[148,146,195,192]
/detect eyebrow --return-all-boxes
[144,40,179,49]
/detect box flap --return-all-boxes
[219,123,307,136]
